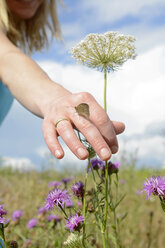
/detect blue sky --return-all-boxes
[0,0,165,171]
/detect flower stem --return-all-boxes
[103,161,109,232]
[0,224,7,248]
[104,66,107,111]
[103,66,109,239]
[89,160,104,231]
[0,224,5,241]
[82,161,90,247]
[58,205,68,219]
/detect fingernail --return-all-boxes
[100,148,110,158]
[55,150,61,158]
[111,146,118,154]
[77,148,87,158]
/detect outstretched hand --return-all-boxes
[42,91,125,161]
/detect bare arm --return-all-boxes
[0,30,125,161]
[0,30,71,117]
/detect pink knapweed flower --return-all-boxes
[65,213,84,232]
[45,189,72,210]
[142,176,165,199]
[27,218,38,229]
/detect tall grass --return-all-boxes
[0,162,164,248]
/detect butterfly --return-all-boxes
[75,103,90,118]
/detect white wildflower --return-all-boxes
[64,233,84,248]
[70,31,136,72]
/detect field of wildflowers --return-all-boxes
[0,161,165,248]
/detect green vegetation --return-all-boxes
[0,163,165,248]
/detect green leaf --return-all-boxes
[112,194,126,210]
[109,233,118,247]
[3,220,10,229]
[111,225,116,230]
[54,239,59,246]
[120,212,128,222]
[160,199,165,212]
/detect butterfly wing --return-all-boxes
[75,103,90,118]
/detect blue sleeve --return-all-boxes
[0,81,14,125]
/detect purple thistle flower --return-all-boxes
[0,205,7,217]
[38,206,47,215]
[141,176,165,199]
[65,199,73,208]
[0,217,10,225]
[47,214,61,228]
[90,158,105,170]
[71,181,84,199]
[0,217,6,224]
[77,201,82,207]
[100,161,120,176]
[65,214,84,232]
[120,179,126,184]
[27,218,38,229]
[12,210,23,221]
[24,239,31,247]
[45,189,72,210]
[48,181,62,188]
[47,214,61,223]
[61,176,74,185]
[0,205,8,224]
[136,190,142,195]
[108,161,120,174]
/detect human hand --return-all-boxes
[42,91,125,161]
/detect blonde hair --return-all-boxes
[0,0,62,54]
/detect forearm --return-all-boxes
[0,50,71,118]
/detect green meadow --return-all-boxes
[0,161,165,248]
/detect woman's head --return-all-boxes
[6,0,43,20]
[0,0,62,53]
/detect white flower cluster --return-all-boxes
[64,233,83,248]
[70,31,136,72]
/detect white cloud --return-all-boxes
[2,157,35,171]
[117,21,165,53]
[60,0,163,54]
[119,135,165,167]
[36,146,49,158]
[36,143,87,171]
[83,0,165,23]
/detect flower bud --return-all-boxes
[9,240,18,248]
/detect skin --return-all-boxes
[0,1,125,161]
[6,0,43,19]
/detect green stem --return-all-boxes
[82,160,90,247]
[0,224,5,241]
[0,224,6,248]
[89,161,104,230]
[103,161,109,233]
[101,231,106,248]
[104,66,107,111]
[58,205,68,219]
[103,66,109,237]
[116,174,119,203]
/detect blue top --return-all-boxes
[0,238,6,248]
[0,81,14,125]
